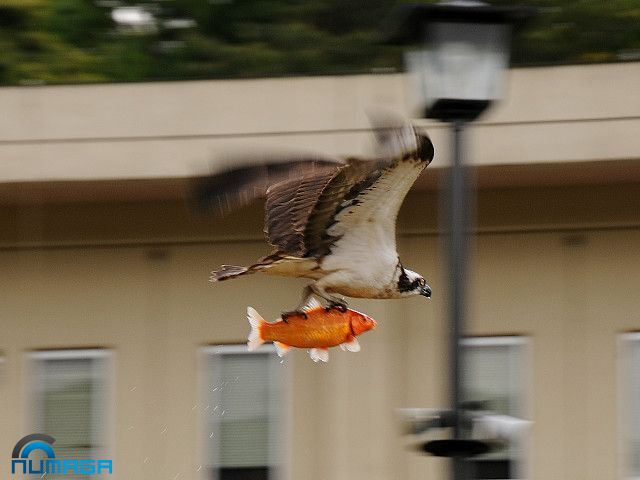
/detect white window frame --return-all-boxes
[27,348,115,463]
[618,332,640,480]
[197,345,291,480]
[461,335,533,480]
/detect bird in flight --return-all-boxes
[193,111,434,315]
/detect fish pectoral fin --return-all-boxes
[273,342,291,357]
[309,348,329,363]
[341,336,361,353]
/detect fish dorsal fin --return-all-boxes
[309,348,329,363]
[273,341,291,357]
[302,297,322,311]
[341,336,360,352]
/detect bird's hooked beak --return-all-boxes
[421,284,432,299]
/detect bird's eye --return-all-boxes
[418,278,425,287]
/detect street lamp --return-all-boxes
[386,1,531,121]
[383,2,532,479]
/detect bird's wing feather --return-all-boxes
[319,136,433,270]
[191,156,342,216]
[301,158,382,257]
[329,157,427,243]
[263,167,341,256]
[264,155,390,257]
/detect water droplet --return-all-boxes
[192,404,197,410]
[160,425,167,434]
[209,432,214,438]
[143,457,150,464]
[128,425,134,430]
[221,410,226,416]
[130,386,137,392]
[196,465,202,472]
[213,405,219,411]
[204,405,210,411]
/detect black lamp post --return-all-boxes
[383,2,532,479]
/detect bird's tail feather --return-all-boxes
[210,265,253,282]
[209,253,299,283]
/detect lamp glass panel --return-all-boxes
[405,22,510,116]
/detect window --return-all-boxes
[200,345,286,480]
[619,333,640,479]
[29,349,113,477]
[462,336,530,480]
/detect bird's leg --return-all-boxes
[281,286,313,322]
[295,285,314,311]
[309,284,348,311]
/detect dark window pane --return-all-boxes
[215,466,269,480]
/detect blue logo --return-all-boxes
[11,434,113,475]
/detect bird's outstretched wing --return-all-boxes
[191,110,434,262]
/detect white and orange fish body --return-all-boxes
[247,300,377,362]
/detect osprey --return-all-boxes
[193,113,434,313]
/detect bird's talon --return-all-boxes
[328,301,348,312]
[281,310,307,322]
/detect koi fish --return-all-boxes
[247,300,377,362]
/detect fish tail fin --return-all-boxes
[247,307,267,351]
[273,341,291,357]
[309,348,329,363]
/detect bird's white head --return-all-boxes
[396,267,432,298]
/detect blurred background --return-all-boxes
[0,1,639,480]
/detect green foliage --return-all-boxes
[0,0,637,85]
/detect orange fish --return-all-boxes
[247,300,377,362]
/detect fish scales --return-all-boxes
[263,309,350,348]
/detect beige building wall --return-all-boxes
[1,63,640,480]
[0,62,639,187]
[1,184,639,480]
